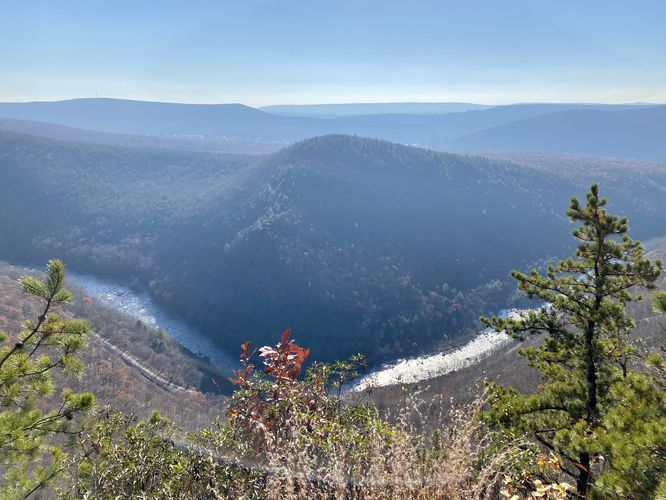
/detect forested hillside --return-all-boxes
[363,238,666,412]
[0,117,280,154]
[453,106,666,160]
[0,261,224,429]
[0,99,322,142]
[1,131,665,365]
[2,196,661,498]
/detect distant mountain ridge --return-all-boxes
[0,98,318,142]
[453,106,666,160]
[0,98,662,159]
[260,102,490,117]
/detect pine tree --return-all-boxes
[481,184,663,497]
[0,260,95,498]
[654,290,666,313]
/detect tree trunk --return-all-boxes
[577,452,590,496]
[585,319,598,424]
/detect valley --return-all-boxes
[1,127,664,369]
[3,4,666,497]
[66,266,528,394]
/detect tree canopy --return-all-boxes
[482,184,664,497]
[0,260,94,498]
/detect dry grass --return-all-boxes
[229,395,528,500]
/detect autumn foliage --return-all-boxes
[226,329,327,453]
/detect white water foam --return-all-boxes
[351,308,531,391]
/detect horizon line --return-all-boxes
[0,96,664,108]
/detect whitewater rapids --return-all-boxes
[350,309,530,391]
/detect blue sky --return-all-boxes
[1,0,665,105]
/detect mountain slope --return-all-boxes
[453,106,666,159]
[0,98,322,142]
[1,131,664,365]
[168,136,574,360]
[329,103,642,145]
[0,117,280,154]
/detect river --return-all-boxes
[350,308,530,391]
[66,272,238,371]
[66,271,531,390]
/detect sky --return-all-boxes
[1,0,665,106]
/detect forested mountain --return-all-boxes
[324,103,651,149]
[0,260,224,427]
[0,117,280,154]
[453,105,666,160]
[0,98,321,142]
[0,99,662,158]
[1,131,665,365]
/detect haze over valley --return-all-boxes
[1,99,665,159]
[0,108,664,367]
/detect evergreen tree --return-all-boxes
[0,260,94,498]
[654,290,666,313]
[481,184,663,497]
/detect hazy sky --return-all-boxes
[1,0,665,106]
